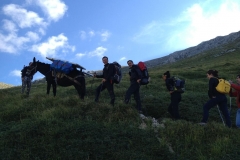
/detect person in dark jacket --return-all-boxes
[21,62,35,96]
[94,56,115,106]
[199,70,231,127]
[163,71,181,120]
[124,60,142,112]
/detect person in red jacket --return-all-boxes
[229,74,240,128]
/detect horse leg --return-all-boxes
[47,81,51,95]
[79,78,86,99]
[73,84,82,99]
[52,81,57,97]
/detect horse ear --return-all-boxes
[33,57,36,63]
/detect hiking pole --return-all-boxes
[217,105,225,126]
[91,72,96,89]
[229,97,232,116]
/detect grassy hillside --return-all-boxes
[1,40,240,159]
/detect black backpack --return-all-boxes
[138,61,149,85]
[111,62,122,84]
[172,76,185,93]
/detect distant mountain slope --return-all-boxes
[0,82,14,89]
[144,30,240,68]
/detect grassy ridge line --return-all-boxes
[0,40,240,159]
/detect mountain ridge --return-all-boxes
[143,30,240,68]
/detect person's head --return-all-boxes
[236,74,240,84]
[29,62,33,66]
[206,70,218,79]
[163,71,170,80]
[102,56,108,65]
[127,60,133,68]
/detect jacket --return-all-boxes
[208,77,223,98]
[230,83,240,108]
[96,63,115,81]
[21,66,35,79]
[128,65,142,82]
[165,78,175,92]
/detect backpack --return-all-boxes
[172,76,185,93]
[216,79,231,94]
[50,60,74,74]
[138,61,149,85]
[111,61,122,84]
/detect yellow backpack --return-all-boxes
[216,79,231,94]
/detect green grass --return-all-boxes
[1,39,240,159]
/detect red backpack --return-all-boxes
[138,61,149,85]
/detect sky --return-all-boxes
[0,0,240,86]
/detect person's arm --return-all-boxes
[231,83,240,91]
[134,66,142,83]
[208,78,218,98]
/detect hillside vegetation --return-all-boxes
[1,40,240,160]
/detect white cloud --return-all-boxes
[132,21,165,44]
[31,33,75,58]
[89,30,95,37]
[76,53,86,58]
[80,31,86,40]
[119,57,126,62]
[26,31,40,42]
[0,20,30,54]
[36,0,68,22]
[10,70,21,77]
[3,4,47,28]
[2,20,18,33]
[88,46,107,57]
[100,31,111,41]
[168,0,240,49]
[133,0,240,52]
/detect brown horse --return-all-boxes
[32,57,86,99]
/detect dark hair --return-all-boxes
[163,71,170,78]
[207,70,219,78]
[237,74,240,78]
[102,56,108,60]
[127,60,133,64]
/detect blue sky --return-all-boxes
[1,0,240,86]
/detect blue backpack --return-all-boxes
[172,76,185,93]
[50,60,74,74]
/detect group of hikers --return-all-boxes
[21,56,240,128]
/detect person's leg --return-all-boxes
[170,93,181,120]
[168,102,174,118]
[21,77,26,94]
[218,95,231,127]
[26,78,31,95]
[125,83,135,104]
[201,98,217,123]
[133,84,141,111]
[106,82,115,105]
[236,109,240,128]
